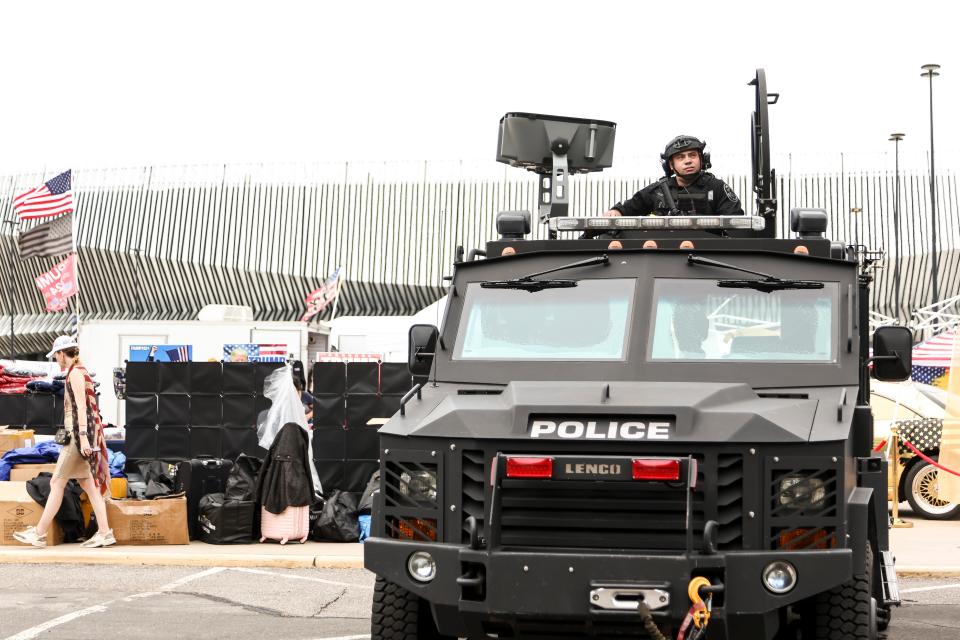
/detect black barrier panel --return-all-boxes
[158,395,190,426]
[380,363,412,394]
[312,459,345,494]
[346,362,379,394]
[0,395,26,427]
[255,363,285,392]
[313,396,345,426]
[126,426,158,459]
[381,394,402,418]
[223,363,256,394]
[125,362,158,394]
[311,426,346,459]
[125,395,158,427]
[157,426,191,461]
[345,394,392,428]
[190,426,222,458]
[53,397,64,426]
[222,427,263,460]
[312,363,346,396]
[24,395,54,428]
[254,395,272,421]
[158,363,191,394]
[191,362,223,394]
[190,396,222,427]
[344,460,379,493]
[346,424,381,460]
[223,395,256,429]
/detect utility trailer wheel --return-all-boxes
[370,577,454,640]
[809,544,877,640]
[905,458,960,520]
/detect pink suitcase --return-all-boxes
[259,505,309,544]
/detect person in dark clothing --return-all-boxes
[604,135,744,217]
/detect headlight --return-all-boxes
[762,561,797,594]
[778,474,826,510]
[400,470,437,501]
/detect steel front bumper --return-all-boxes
[365,539,852,627]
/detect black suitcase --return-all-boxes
[175,458,234,539]
[197,493,256,544]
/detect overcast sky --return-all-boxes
[1,0,957,180]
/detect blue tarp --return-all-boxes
[0,442,126,481]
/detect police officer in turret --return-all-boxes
[604,135,744,217]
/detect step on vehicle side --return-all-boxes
[364,69,909,640]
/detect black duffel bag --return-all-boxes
[198,492,256,544]
[312,490,360,542]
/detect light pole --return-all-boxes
[920,64,940,311]
[889,133,904,319]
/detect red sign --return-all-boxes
[35,253,78,312]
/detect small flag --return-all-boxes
[301,266,343,321]
[17,212,74,259]
[165,346,191,362]
[14,170,75,220]
[35,253,79,312]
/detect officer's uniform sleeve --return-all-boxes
[714,178,745,216]
[612,185,657,216]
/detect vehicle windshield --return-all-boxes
[648,279,838,362]
[453,279,635,361]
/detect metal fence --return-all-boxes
[1,167,957,329]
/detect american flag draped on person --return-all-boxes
[13,170,74,220]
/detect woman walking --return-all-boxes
[14,336,114,548]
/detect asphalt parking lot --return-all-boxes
[2,564,959,639]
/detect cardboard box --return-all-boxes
[105,493,189,545]
[0,429,35,457]
[79,479,132,526]
[0,481,62,546]
[9,464,58,482]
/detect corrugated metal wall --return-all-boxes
[1,166,957,354]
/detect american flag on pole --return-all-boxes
[13,170,75,220]
[911,330,955,388]
[301,266,343,321]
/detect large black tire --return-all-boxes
[904,457,960,520]
[809,544,877,640]
[371,577,453,640]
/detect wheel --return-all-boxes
[808,544,877,639]
[371,577,453,640]
[905,458,960,520]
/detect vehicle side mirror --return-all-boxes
[408,324,439,377]
[872,326,912,382]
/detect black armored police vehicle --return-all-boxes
[364,70,910,640]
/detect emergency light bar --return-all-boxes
[548,215,765,232]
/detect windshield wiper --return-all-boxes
[687,255,824,293]
[481,255,609,292]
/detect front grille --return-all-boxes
[464,450,744,552]
[499,477,703,550]
[461,450,486,544]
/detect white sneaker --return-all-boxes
[80,529,116,548]
[12,526,47,548]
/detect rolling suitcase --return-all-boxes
[259,505,309,544]
[175,458,234,540]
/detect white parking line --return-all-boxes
[309,636,371,640]
[230,567,374,589]
[157,566,228,592]
[3,605,109,640]
[4,567,228,640]
[901,582,960,594]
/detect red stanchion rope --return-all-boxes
[900,438,960,478]
[873,439,887,453]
